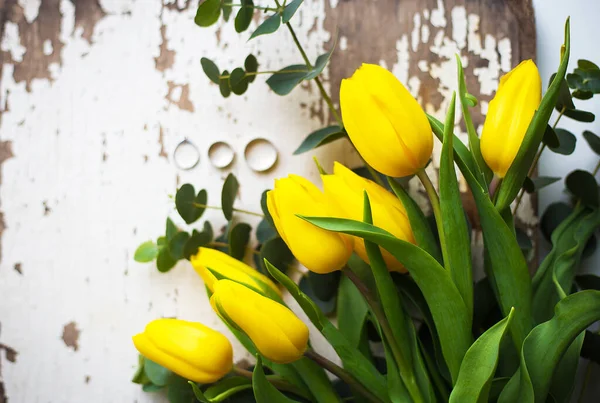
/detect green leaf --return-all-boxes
[540,202,573,242]
[176,185,207,224]
[132,355,151,385]
[439,92,474,316]
[449,309,515,403]
[572,89,593,100]
[583,130,600,155]
[229,222,251,260]
[553,75,575,111]
[183,224,213,260]
[548,128,576,155]
[230,67,249,95]
[253,356,300,402]
[221,173,239,220]
[576,274,600,290]
[234,0,254,33]
[222,0,233,21]
[169,231,190,260]
[157,246,177,272]
[498,291,600,403]
[259,237,294,275]
[142,383,164,392]
[134,241,159,262]
[304,36,337,80]
[266,64,309,96]
[188,381,210,403]
[167,374,197,403]
[249,13,281,40]
[542,125,560,148]
[566,170,599,207]
[337,275,370,352]
[144,359,172,387]
[495,19,570,212]
[244,54,258,83]
[456,55,492,186]
[195,0,221,27]
[293,126,346,155]
[166,217,178,241]
[264,260,389,401]
[578,59,600,70]
[301,216,471,384]
[307,270,340,301]
[261,190,275,227]
[429,110,533,351]
[219,70,231,98]
[523,176,561,194]
[563,108,595,122]
[256,219,276,244]
[282,0,303,23]
[388,178,442,263]
[203,376,252,401]
[201,58,220,84]
[299,275,336,315]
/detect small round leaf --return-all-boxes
[566,170,599,208]
[194,0,221,27]
[201,58,220,84]
[134,241,159,263]
[157,246,178,272]
[219,70,231,98]
[583,130,600,155]
[221,173,239,220]
[169,231,190,260]
[234,0,254,33]
[549,128,576,155]
[230,67,249,95]
[244,54,259,83]
[540,202,573,242]
[229,223,252,260]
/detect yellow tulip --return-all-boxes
[480,60,542,178]
[210,279,309,364]
[190,247,280,297]
[267,174,352,274]
[132,318,232,383]
[340,63,433,177]
[322,162,415,272]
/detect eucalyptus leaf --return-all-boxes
[188,381,210,403]
[553,74,575,112]
[203,376,252,400]
[142,383,164,392]
[266,64,309,96]
[132,355,150,385]
[293,126,346,155]
[563,108,595,122]
[169,231,190,260]
[194,0,221,27]
[134,241,159,263]
[259,237,294,276]
[307,270,340,301]
[449,309,515,403]
[299,275,336,315]
[222,173,239,220]
[495,20,570,212]
[576,274,600,291]
[565,170,599,207]
[523,176,561,194]
[548,128,576,155]
[540,202,573,242]
[201,57,220,84]
[144,359,172,387]
[229,222,251,260]
[583,130,600,155]
[234,0,254,33]
[222,0,232,21]
[572,90,593,100]
[261,190,275,227]
[304,36,337,80]
[157,246,177,272]
[249,13,281,40]
[175,185,207,224]
[542,125,560,148]
[166,217,178,241]
[219,70,231,98]
[256,218,276,243]
[183,225,213,260]
[282,0,303,23]
[167,374,197,403]
[230,67,249,95]
[244,54,258,83]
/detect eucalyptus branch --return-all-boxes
[304,350,383,403]
[222,3,279,11]
[209,241,261,255]
[512,106,567,215]
[192,202,264,217]
[219,69,309,79]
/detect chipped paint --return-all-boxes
[62,321,80,351]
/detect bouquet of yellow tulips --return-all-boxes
[131,3,600,402]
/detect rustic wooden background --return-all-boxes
[0,0,537,401]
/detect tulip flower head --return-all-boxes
[322,162,415,272]
[211,279,309,364]
[340,63,433,177]
[480,60,542,178]
[132,318,233,383]
[191,247,280,298]
[267,174,352,274]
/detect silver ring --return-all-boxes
[208,141,235,169]
[244,138,278,172]
[173,138,200,170]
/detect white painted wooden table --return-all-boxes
[0,0,596,402]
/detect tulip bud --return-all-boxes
[340,63,433,177]
[211,279,309,364]
[191,247,280,297]
[267,174,352,274]
[480,60,542,178]
[322,162,415,272]
[132,319,233,383]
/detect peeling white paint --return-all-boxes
[430,0,447,28]
[1,22,26,63]
[18,0,41,24]
[43,39,53,56]
[411,13,421,52]
[339,35,348,51]
[451,6,467,50]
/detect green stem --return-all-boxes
[304,350,383,403]
[222,3,279,11]
[192,203,264,217]
[232,366,312,400]
[219,69,309,79]
[416,169,449,268]
[593,160,600,176]
[342,267,423,403]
